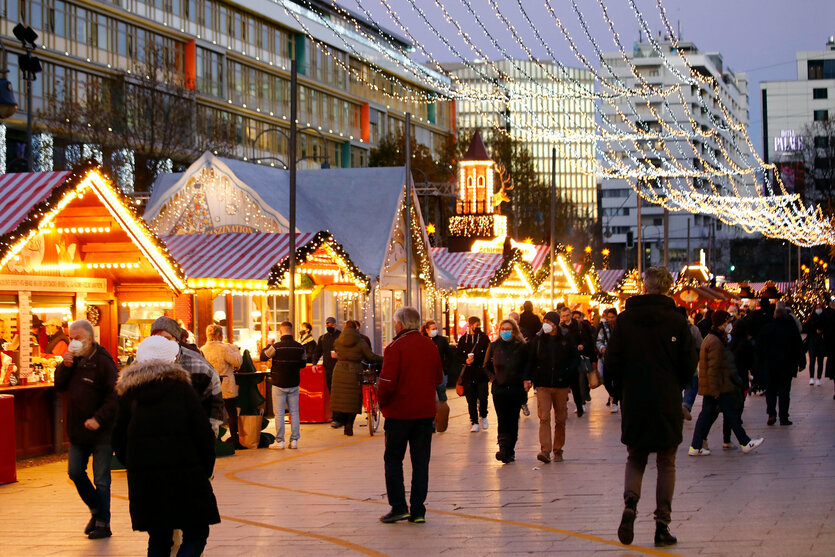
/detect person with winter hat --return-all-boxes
[689,310,764,457]
[43,317,70,356]
[113,335,220,556]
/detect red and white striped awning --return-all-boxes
[162,232,317,281]
[722,282,795,296]
[0,171,72,236]
[529,245,549,272]
[599,269,626,292]
[431,248,504,289]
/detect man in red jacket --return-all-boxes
[377,306,443,524]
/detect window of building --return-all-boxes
[814,136,830,149]
[813,87,828,99]
[808,60,835,80]
[814,109,829,122]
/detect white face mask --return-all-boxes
[815,308,823,315]
[541,323,554,334]
[429,329,439,338]
[68,339,84,355]
[725,323,733,334]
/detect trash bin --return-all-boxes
[0,394,17,484]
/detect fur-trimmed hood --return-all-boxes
[117,359,191,395]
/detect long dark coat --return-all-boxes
[112,360,220,533]
[604,294,697,451]
[331,328,382,414]
[758,316,805,382]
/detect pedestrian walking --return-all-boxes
[726,317,755,448]
[604,267,697,547]
[519,300,542,341]
[54,319,119,540]
[113,336,220,556]
[803,303,827,386]
[200,324,243,449]
[261,321,307,449]
[557,307,586,417]
[688,310,764,456]
[759,302,805,426]
[377,307,443,524]
[526,311,579,463]
[484,319,530,463]
[679,306,704,422]
[299,321,317,363]
[313,317,341,424]
[457,316,491,432]
[331,320,382,436]
[596,308,619,413]
[421,319,453,400]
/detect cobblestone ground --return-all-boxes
[1,375,833,556]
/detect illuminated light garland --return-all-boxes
[615,269,642,296]
[56,227,111,234]
[267,231,370,292]
[121,301,173,309]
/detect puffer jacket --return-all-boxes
[698,330,737,398]
[331,328,382,414]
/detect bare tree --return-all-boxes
[39,44,237,190]
[800,118,835,205]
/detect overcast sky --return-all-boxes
[336,0,835,157]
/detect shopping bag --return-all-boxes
[238,415,262,449]
[435,400,450,432]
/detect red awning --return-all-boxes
[431,248,504,289]
[0,171,72,235]
[162,232,317,281]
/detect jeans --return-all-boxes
[464,381,489,424]
[492,384,524,452]
[147,525,210,557]
[67,443,112,525]
[383,417,434,517]
[766,374,792,422]
[691,392,750,449]
[436,375,448,402]
[808,339,825,379]
[723,398,745,444]
[535,387,570,455]
[224,397,239,443]
[271,386,300,441]
[682,374,698,411]
[624,446,677,525]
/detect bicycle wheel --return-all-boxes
[368,388,381,436]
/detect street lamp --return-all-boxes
[13,23,42,172]
[0,38,17,120]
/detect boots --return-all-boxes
[654,522,677,546]
[617,498,637,545]
[495,436,515,463]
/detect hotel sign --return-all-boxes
[774,129,803,152]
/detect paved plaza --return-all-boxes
[1,377,833,556]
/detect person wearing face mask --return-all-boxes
[457,316,491,432]
[421,320,453,401]
[557,307,586,417]
[526,311,580,464]
[54,319,119,540]
[803,302,827,386]
[313,317,342,426]
[484,319,530,463]
[299,322,317,363]
[689,310,764,457]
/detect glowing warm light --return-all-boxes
[426,223,436,234]
[585,246,592,253]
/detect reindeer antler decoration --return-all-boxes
[491,161,514,213]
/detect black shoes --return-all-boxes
[84,515,96,535]
[767,416,776,425]
[88,525,112,539]
[617,502,636,545]
[344,423,354,436]
[654,523,677,547]
[495,450,515,463]
[330,421,343,429]
[407,515,426,523]
[379,511,410,523]
[780,420,793,426]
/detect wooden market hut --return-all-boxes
[0,163,185,457]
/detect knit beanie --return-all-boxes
[135,335,180,363]
[543,311,560,325]
[150,316,182,340]
[711,310,731,329]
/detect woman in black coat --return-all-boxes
[484,319,530,463]
[113,358,220,556]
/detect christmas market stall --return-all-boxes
[0,163,185,457]
[146,152,442,352]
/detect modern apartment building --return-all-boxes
[598,38,753,272]
[442,60,597,222]
[761,37,835,202]
[0,0,455,189]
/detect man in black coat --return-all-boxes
[519,300,542,341]
[604,267,697,548]
[313,317,341,392]
[261,321,308,449]
[54,319,119,540]
[759,301,805,425]
[457,316,491,431]
[557,307,587,417]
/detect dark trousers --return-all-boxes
[808,341,825,379]
[464,381,489,424]
[766,374,792,421]
[147,525,210,557]
[624,445,677,526]
[224,397,239,442]
[383,417,434,517]
[723,398,745,444]
[691,392,750,449]
[492,384,524,452]
[67,443,112,525]
[569,371,585,410]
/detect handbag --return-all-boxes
[435,400,450,432]
[581,356,603,389]
[455,367,465,396]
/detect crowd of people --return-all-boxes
[52,270,834,553]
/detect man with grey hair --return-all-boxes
[54,320,119,540]
[758,301,805,426]
[377,307,443,524]
[604,267,697,547]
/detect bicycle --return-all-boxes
[361,361,382,436]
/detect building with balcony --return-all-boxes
[598,38,753,273]
[0,0,455,190]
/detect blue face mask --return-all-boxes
[500,330,513,341]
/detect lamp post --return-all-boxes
[0,39,18,121]
[13,23,41,172]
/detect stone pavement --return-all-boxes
[1,376,833,556]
